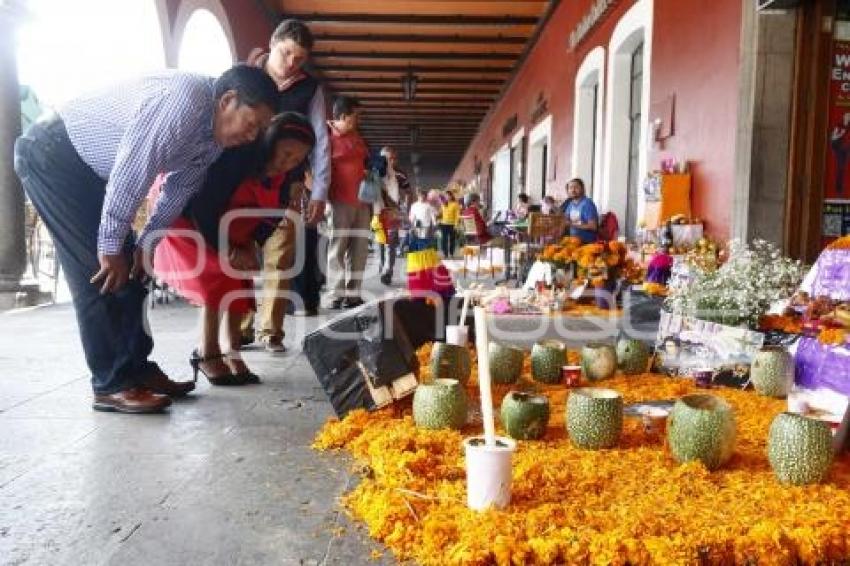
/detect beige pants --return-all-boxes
[242,218,297,340]
[327,202,372,300]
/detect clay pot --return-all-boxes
[488,342,525,384]
[430,342,472,384]
[413,379,468,430]
[750,346,794,398]
[531,340,567,384]
[667,394,737,471]
[768,412,834,485]
[581,342,618,381]
[500,391,550,440]
[566,388,623,449]
[616,338,650,375]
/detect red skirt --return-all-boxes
[153,217,254,314]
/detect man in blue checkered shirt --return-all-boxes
[14,64,277,414]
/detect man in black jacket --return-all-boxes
[240,19,330,352]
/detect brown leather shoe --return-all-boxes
[93,387,172,414]
[140,363,195,398]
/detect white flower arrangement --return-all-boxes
[665,239,805,328]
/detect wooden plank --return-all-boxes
[312,61,513,72]
[331,91,496,101]
[314,41,524,55]
[307,21,536,37]
[313,51,515,61]
[275,1,546,18]
[361,122,480,128]
[313,33,528,45]
[323,76,504,86]
[359,112,485,119]
[360,113,484,120]
[326,84,500,94]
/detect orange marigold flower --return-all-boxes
[827,235,850,250]
[818,328,848,346]
[314,344,850,566]
[644,282,668,296]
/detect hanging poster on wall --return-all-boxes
[823,35,850,247]
[825,39,850,201]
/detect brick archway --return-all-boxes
[155,0,238,69]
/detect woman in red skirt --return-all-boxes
[152,112,316,385]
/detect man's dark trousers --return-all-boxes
[14,116,153,394]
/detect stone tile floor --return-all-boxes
[0,260,418,565]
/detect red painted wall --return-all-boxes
[453,0,638,202]
[219,2,273,60]
[648,0,742,238]
[452,0,744,239]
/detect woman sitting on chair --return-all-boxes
[152,113,315,386]
[461,192,492,245]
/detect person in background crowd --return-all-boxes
[13,64,277,413]
[327,95,371,309]
[462,192,492,245]
[374,146,407,286]
[514,192,531,221]
[438,191,460,258]
[153,113,315,385]
[387,147,413,205]
[409,188,437,239]
[561,177,599,244]
[541,195,557,215]
[242,18,330,349]
[406,188,454,300]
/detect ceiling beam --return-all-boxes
[362,133,478,138]
[308,21,537,37]
[360,122,478,132]
[320,68,510,79]
[313,51,515,61]
[336,93,495,102]
[360,106,488,116]
[309,64,513,74]
[326,85,500,95]
[289,14,541,26]
[360,113,485,120]
[357,98,490,104]
[361,125,480,131]
[360,110,489,116]
[313,33,527,45]
[324,76,504,85]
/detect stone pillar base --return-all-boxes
[0,283,46,311]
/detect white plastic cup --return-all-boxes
[787,393,810,415]
[464,436,517,511]
[446,325,469,347]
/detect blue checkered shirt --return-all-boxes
[59,71,223,254]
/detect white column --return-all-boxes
[0,6,26,298]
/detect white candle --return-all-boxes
[459,290,471,326]
[473,306,497,446]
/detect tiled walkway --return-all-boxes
[0,264,405,565]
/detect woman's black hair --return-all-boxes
[333,95,360,120]
[254,111,316,174]
[517,193,529,203]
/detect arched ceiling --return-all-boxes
[261,0,556,184]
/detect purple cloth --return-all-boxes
[806,249,850,301]
[795,336,850,395]
[646,253,673,285]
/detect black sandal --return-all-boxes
[189,350,247,386]
[224,356,262,385]
[235,371,261,384]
